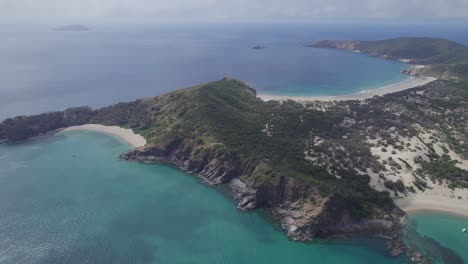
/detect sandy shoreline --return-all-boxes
[56,127,468,219]
[60,124,147,148]
[258,76,437,102]
[396,194,468,218]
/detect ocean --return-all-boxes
[1,23,468,119]
[0,132,410,263]
[407,212,468,263]
[0,131,466,263]
[0,23,467,263]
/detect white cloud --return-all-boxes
[1,0,467,21]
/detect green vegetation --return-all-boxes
[1,37,467,250]
[0,78,394,218]
[384,179,406,193]
[429,64,468,80]
[1,77,466,217]
[398,158,413,169]
[313,37,468,80]
[0,101,154,142]
[418,155,468,189]
[0,107,94,141]
[1,42,468,218]
[354,37,468,65]
[136,79,394,216]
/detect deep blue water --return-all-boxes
[1,23,468,119]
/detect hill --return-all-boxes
[311,37,468,65]
[1,75,467,263]
[0,78,403,242]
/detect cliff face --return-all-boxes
[120,135,405,243]
[5,77,453,262]
[0,79,406,241]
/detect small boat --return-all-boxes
[463,228,467,233]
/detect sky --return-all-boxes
[1,0,468,22]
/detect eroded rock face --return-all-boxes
[120,141,405,243]
[121,141,255,185]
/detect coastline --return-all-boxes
[396,193,468,218]
[59,124,147,148]
[258,73,436,102]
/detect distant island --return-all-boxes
[252,45,265,50]
[54,25,90,31]
[1,37,467,263]
[310,37,468,80]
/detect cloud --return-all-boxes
[1,0,467,21]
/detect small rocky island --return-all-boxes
[55,25,90,31]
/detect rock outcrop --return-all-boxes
[120,138,406,243]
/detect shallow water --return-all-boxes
[0,131,416,263]
[406,212,468,263]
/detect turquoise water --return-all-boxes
[407,212,468,263]
[0,131,414,263]
[254,50,409,97]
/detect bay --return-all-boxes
[0,131,411,263]
[3,23,468,119]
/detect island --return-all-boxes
[54,25,90,31]
[309,37,468,80]
[252,45,265,50]
[1,37,467,264]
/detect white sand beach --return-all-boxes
[396,192,468,217]
[60,124,147,148]
[258,76,436,102]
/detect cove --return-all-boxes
[0,131,450,263]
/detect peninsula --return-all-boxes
[310,37,468,80]
[1,37,467,263]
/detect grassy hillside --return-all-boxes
[1,77,467,218]
[143,79,341,177]
[356,37,468,65]
[311,37,468,81]
[134,79,396,217]
[0,78,395,218]
[426,64,468,80]
[312,37,468,70]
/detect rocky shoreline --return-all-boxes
[120,142,427,263]
[3,74,458,263]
